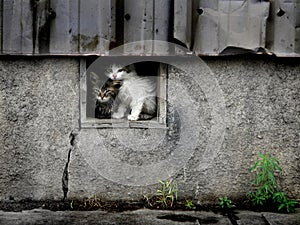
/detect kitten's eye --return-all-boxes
[117,69,123,73]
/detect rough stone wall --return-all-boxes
[0,58,79,201]
[205,57,300,202]
[0,56,299,204]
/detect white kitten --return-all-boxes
[106,64,156,121]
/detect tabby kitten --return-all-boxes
[105,64,156,121]
[90,72,122,119]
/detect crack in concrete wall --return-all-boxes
[262,214,272,225]
[62,131,77,200]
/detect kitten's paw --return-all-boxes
[112,112,124,119]
[128,114,139,121]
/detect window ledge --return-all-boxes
[81,118,167,129]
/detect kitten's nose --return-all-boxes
[113,74,117,79]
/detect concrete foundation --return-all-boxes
[0,56,299,204]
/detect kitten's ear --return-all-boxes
[102,78,112,88]
[123,64,135,73]
[111,80,122,89]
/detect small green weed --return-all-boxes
[66,195,101,211]
[155,179,178,208]
[185,199,194,209]
[273,192,298,213]
[248,153,298,213]
[248,153,281,206]
[83,195,101,209]
[219,197,232,209]
[144,179,178,209]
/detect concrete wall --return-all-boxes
[0,56,299,204]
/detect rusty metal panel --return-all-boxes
[1,0,114,55]
[124,0,155,54]
[174,0,193,49]
[2,0,33,54]
[0,1,2,52]
[267,0,300,56]
[191,0,270,55]
[0,0,114,55]
[153,0,171,53]
[50,0,114,54]
[49,0,79,53]
[123,0,170,54]
[78,0,113,54]
[297,1,300,54]
[3,0,57,54]
[34,0,55,54]
[175,0,299,56]
[0,0,299,56]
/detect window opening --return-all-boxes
[80,57,167,129]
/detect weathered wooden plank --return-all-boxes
[79,0,112,54]
[49,0,79,53]
[3,0,33,54]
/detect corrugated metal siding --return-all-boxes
[0,0,299,56]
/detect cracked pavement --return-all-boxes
[0,209,299,225]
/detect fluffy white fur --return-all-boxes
[106,64,156,121]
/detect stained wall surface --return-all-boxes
[0,56,299,203]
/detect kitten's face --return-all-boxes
[95,79,122,103]
[96,88,114,103]
[106,64,133,80]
